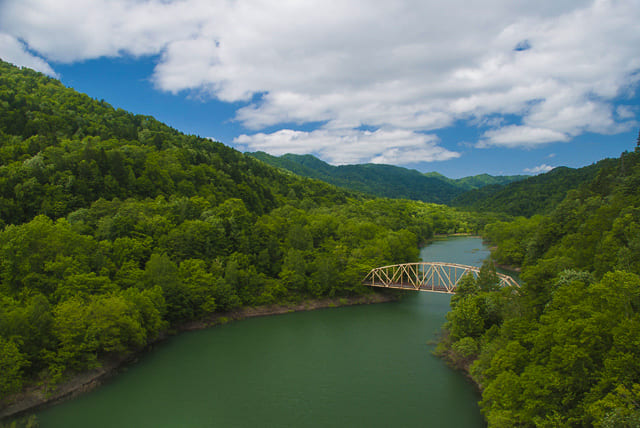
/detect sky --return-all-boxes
[1,0,639,178]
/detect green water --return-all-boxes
[37,236,489,427]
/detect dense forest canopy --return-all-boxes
[248,151,526,205]
[3,57,639,428]
[0,60,485,400]
[439,146,640,426]
[451,161,617,217]
[248,150,614,219]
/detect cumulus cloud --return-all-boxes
[1,0,639,161]
[524,164,555,174]
[0,33,58,77]
[616,105,636,120]
[234,128,460,165]
[0,0,202,62]
[479,125,569,148]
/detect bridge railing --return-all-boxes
[362,262,519,293]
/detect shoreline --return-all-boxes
[422,233,481,247]
[432,232,478,237]
[180,292,398,331]
[494,262,522,273]
[488,247,522,273]
[0,292,398,421]
[486,244,522,274]
[430,233,480,240]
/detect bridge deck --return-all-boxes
[362,262,518,294]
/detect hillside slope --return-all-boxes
[0,62,366,227]
[439,146,640,426]
[0,59,478,403]
[423,171,528,191]
[248,151,525,204]
[451,160,617,217]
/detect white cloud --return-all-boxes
[0,0,203,62]
[234,128,460,165]
[479,126,569,148]
[1,0,639,160]
[524,164,555,174]
[0,33,58,77]
[616,105,636,120]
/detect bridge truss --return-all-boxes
[362,262,519,294]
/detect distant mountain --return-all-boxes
[247,152,526,204]
[451,159,619,217]
[1,59,477,400]
[423,171,528,191]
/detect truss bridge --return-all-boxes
[362,262,519,294]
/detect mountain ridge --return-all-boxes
[247,151,527,204]
[451,160,619,217]
[0,59,478,405]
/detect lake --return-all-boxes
[37,236,490,427]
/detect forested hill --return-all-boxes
[0,60,362,227]
[247,151,525,204]
[451,160,616,217]
[438,144,640,426]
[0,59,480,403]
[423,171,528,191]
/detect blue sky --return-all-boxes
[1,0,639,178]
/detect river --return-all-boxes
[36,236,489,427]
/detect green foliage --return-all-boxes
[453,161,616,217]
[451,336,479,359]
[438,172,528,191]
[441,147,640,426]
[0,60,478,397]
[0,337,28,396]
[0,414,39,428]
[249,151,525,205]
[589,384,640,428]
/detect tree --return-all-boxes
[0,59,493,397]
[178,259,218,316]
[0,336,28,395]
[87,294,146,354]
[477,260,500,292]
[451,273,479,308]
[589,384,640,427]
[446,296,485,341]
[279,248,308,292]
